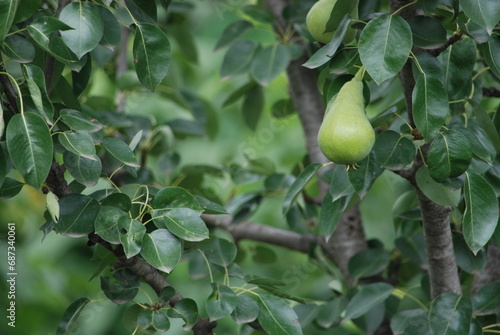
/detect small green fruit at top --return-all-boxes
[306,0,358,45]
[317,70,375,165]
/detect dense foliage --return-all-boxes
[0,0,499,334]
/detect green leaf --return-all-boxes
[56,194,100,237]
[407,16,447,49]
[242,84,264,130]
[373,130,415,170]
[469,100,500,153]
[348,248,391,279]
[152,310,170,331]
[0,144,6,188]
[220,41,259,80]
[325,0,357,32]
[102,137,139,168]
[98,6,121,46]
[95,206,125,244]
[140,229,182,273]
[22,64,53,121]
[395,233,427,265]
[439,39,476,100]
[46,191,59,223]
[463,172,499,255]
[428,129,472,182]
[117,216,145,259]
[319,192,347,237]
[348,152,382,197]
[55,298,90,335]
[390,309,430,335]
[153,207,209,242]
[412,75,449,140]
[125,0,157,23]
[232,295,259,324]
[429,292,472,335]
[415,166,461,206]
[102,193,132,212]
[0,177,24,199]
[167,298,198,330]
[59,109,103,133]
[0,0,19,44]
[344,283,394,320]
[63,151,101,187]
[199,238,237,267]
[325,14,353,56]
[251,43,291,86]
[302,43,333,69]
[316,298,348,329]
[222,81,256,108]
[6,113,53,189]
[59,2,104,58]
[206,284,238,321]
[257,294,303,335]
[472,282,500,315]
[137,309,153,329]
[359,14,413,84]
[59,131,96,159]
[194,195,228,214]
[214,20,253,51]
[282,163,322,215]
[100,269,139,304]
[153,186,203,213]
[133,23,171,91]
[482,35,500,79]
[460,0,500,34]
[453,235,486,274]
[2,34,35,63]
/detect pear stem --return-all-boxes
[354,66,365,81]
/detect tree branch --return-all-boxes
[471,245,500,295]
[424,32,463,57]
[483,87,500,98]
[0,57,20,114]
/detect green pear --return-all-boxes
[317,73,375,165]
[306,0,358,45]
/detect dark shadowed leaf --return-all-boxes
[319,192,347,237]
[407,16,447,49]
[140,229,182,273]
[349,248,391,279]
[429,293,472,335]
[316,298,348,328]
[167,298,198,330]
[439,39,476,100]
[373,130,415,170]
[220,41,259,79]
[100,269,139,305]
[0,0,19,43]
[472,282,500,315]
[395,233,427,265]
[345,283,394,320]
[95,206,125,244]
[242,84,264,130]
[282,163,322,215]
[463,172,499,254]
[56,194,100,237]
[56,298,90,335]
[453,235,486,274]
[257,294,303,335]
[0,177,24,199]
[3,34,35,63]
[232,295,259,324]
[6,113,52,189]
[63,151,101,187]
[359,14,412,84]
[206,284,238,321]
[133,23,171,91]
[482,35,500,79]
[348,152,382,197]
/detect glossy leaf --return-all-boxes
[153,207,208,242]
[469,100,500,153]
[359,14,413,84]
[199,238,237,267]
[348,152,382,197]
[167,298,198,330]
[133,23,171,91]
[98,6,121,46]
[100,269,139,305]
[153,186,203,212]
[59,2,104,59]
[0,177,24,199]
[257,294,303,335]
[220,40,259,79]
[316,298,348,329]
[412,75,449,140]
[348,248,391,279]
[251,43,291,86]
[429,292,472,335]
[460,0,500,34]
[140,229,182,273]
[232,295,259,324]
[102,137,139,167]
[63,151,101,187]
[59,109,103,132]
[95,206,125,244]
[118,216,145,258]
[56,194,100,237]
[242,84,264,130]
[302,43,332,69]
[206,284,238,321]
[319,192,347,237]
[23,64,53,121]
[415,166,461,206]
[428,129,472,182]
[463,172,499,254]
[0,0,19,43]
[6,113,53,189]
[101,193,132,212]
[59,131,96,159]
[3,34,35,63]
[453,235,486,274]
[329,165,355,202]
[472,282,500,315]
[344,283,394,320]
[373,130,415,170]
[152,310,170,331]
[390,309,430,335]
[439,39,476,100]
[407,16,447,49]
[55,298,90,335]
[137,309,153,329]
[282,163,322,215]
[214,20,253,51]
[194,195,228,214]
